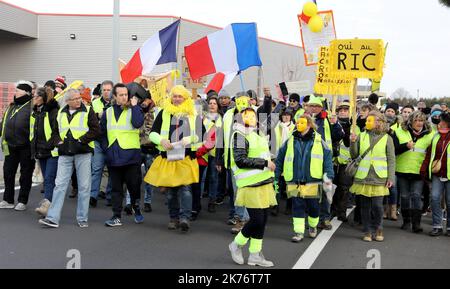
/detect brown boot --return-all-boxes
[375,229,384,242]
[383,204,389,219]
[231,220,246,235]
[389,205,398,221]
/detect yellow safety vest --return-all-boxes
[30,112,58,157]
[274,122,295,155]
[91,98,105,115]
[230,130,274,188]
[157,110,198,152]
[395,128,435,174]
[294,109,305,121]
[57,106,94,149]
[283,132,324,182]
[354,132,388,180]
[223,109,235,169]
[429,134,450,179]
[337,125,361,165]
[106,107,140,149]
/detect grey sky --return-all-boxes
[4,0,450,98]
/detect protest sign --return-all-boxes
[298,10,337,66]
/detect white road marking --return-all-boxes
[293,207,355,269]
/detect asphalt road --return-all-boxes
[0,185,449,269]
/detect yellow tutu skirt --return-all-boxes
[144,156,199,188]
[350,183,389,198]
[235,183,277,209]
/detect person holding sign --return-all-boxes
[275,115,334,242]
[350,111,396,242]
[145,85,203,233]
[228,108,277,267]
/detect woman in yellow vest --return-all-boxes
[145,85,201,233]
[228,108,277,267]
[350,111,396,242]
[393,111,434,233]
[275,115,334,243]
[30,87,60,217]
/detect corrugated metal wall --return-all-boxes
[0,2,38,38]
[0,13,316,96]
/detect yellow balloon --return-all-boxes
[308,15,324,33]
[303,2,318,17]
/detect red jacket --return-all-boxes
[196,127,216,167]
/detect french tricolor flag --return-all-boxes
[120,20,180,83]
[184,23,262,80]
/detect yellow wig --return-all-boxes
[163,85,196,117]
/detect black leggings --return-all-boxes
[241,208,269,240]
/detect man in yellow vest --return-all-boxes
[101,83,145,227]
[307,95,344,230]
[89,80,113,207]
[39,89,100,228]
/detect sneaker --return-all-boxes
[429,228,443,237]
[89,197,97,208]
[215,197,224,205]
[124,204,133,216]
[248,252,274,267]
[375,229,384,242]
[227,216,239,226]
[180,219,190,233]
[190,211,199,221]
[337,214,348,223]
[39,218,59,228]
[133,208,144,224]
[98,191,106,200]
[78,221,89,228]
[362,233,372,242]
[291,233,304,243]
[35,199,51,217]
[231,220,246,235]
[0,201,15,209]
[309,227,318,238]
[105,217,122,227]
[14,203,27,211]
[318,220,333,230]
[228,241,244,265]
[144,203,152,213]
[168,219,180,230]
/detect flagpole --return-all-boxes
[239,72,246,92]
[175,17,182,84]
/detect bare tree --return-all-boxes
[391,88,413,100]
[440,0,450,7]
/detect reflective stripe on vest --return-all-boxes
[157,110,197,152]
[337,143,351,165]
[230,131,274,188]
[429,134,450,179]
[283,132,324,182]
[395,128,435,174]
[106,107,140,149]
[354,132,388,179]
[91,98,105,114]
[30,112,58,157]
[57,106,94,148]
[223,109,235,169]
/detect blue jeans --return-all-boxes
[126,153,155,205]
[398,176,423,210]
[167,185,192,221]
[90,141,112,200]
[39,157,58,202]
[292,197,320,219]
[207,157,219,201]
[46,154,92,225]
[227,169,249,221]
[431,176,450,229]
[320,190,331,222]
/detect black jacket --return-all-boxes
[31,99,60,159]
[232,126,274,187]
[57,103,100,156]
[0,94,33,148]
